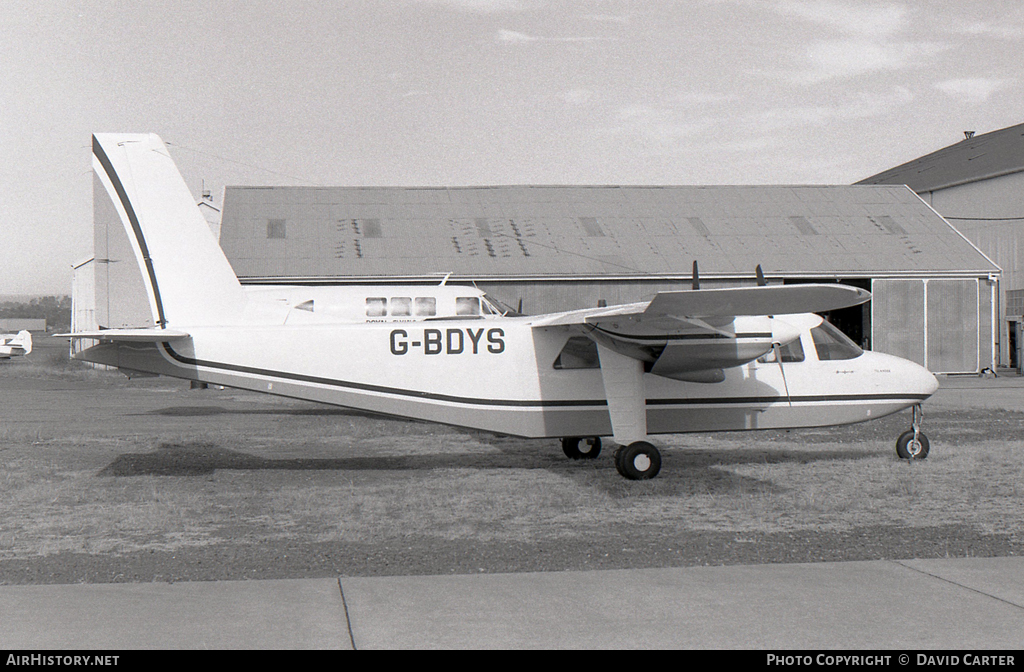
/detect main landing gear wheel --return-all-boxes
[614,441,662,480]
[561,437,602,460]
[896,430,930,460]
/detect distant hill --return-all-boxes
[0,295,72,331]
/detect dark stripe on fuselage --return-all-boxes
[159,342,605,408]
[158,342,928,410]
[648,394,932,406]
[92,136,168,327]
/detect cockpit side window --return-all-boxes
[456,297,481,316]
[757,338,805,364]
[811,321,863,360]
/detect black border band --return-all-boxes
[93,135,168,327]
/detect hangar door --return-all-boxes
[872,278,992,374]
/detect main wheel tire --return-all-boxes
[613,445,625,474]
[561,437,602,460]
[616,441,662,480]
[896,430,930,460]
[579,437,601,459]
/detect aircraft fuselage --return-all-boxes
[79,312,937,439]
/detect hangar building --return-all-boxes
[216,184,999,374]
[858,121,1024,367]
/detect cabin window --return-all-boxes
[366,297,387,317]
[456,297,480,316]
[811,322,863,361]
[391,297,412,317]
[757,339,805,364]
[554,337,600,369]
[414,297,436,316]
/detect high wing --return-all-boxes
[529,283,871,447]
[530,283,870,327]
[529,283,870,380]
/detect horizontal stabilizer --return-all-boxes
[58,329,191,342]
[644,283,870,318]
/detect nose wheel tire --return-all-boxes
[561,437,602,460]
[896,430,930,460]
[614,441,662,480]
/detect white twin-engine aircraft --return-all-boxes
[65,134,939,480]
[0,330,32,360]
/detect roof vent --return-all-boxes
[964,131,976,139]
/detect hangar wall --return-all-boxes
[70,257,96,356]
[214,184,1001,374]
[0,318,47,331]
[872,278,995,373]
[925,172,1024,366]
[857,122,1022,367]
[92,173,155,330]
[474,275,996,373]
[922,174,1024,283]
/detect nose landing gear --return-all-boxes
[896,404,930,460]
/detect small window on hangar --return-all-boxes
[267,219,287,239]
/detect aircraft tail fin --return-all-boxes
[91,133,246,329]
[4,330,32,356]
[14,330,32,355]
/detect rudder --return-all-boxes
[91,134,246,329]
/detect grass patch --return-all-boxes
[2,372,1024,564]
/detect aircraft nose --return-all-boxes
[866,351,939,400]
[899,358,939,399]
[921,366,940,397]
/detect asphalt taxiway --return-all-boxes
[1,556,1022,649]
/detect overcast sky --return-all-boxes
[2,0,1022,295]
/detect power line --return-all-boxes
[165,141,326,186]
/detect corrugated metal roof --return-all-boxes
[218,184,1000,281]
[856,121,1024,192]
